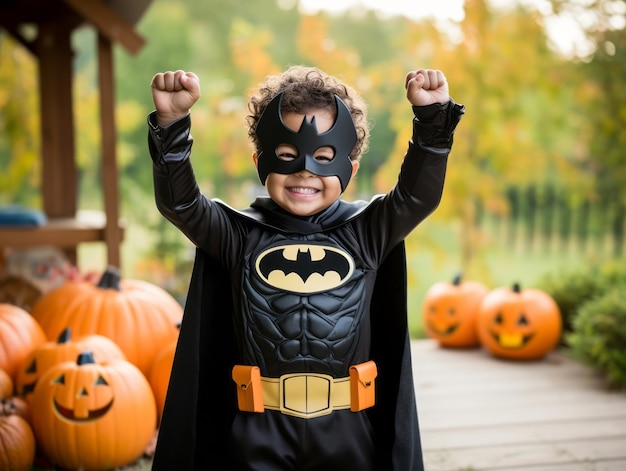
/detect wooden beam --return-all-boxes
[97,32,122,268]
[63,0,145,54]
[0,217,108,249]
[37,20,77,220]
[36,19,79,263]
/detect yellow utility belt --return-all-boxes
[232,361,377,419]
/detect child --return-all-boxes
[148,66,464,470]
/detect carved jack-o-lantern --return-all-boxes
[30,352,156,470]
[477,283,562,360]
[15,327,126,403]
[422,273,489,348]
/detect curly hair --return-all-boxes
[246,66,369,161]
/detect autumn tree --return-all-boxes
[373,0,588,280]
[551,0,626,255]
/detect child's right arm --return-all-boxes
[148,70,226,255]
[150,70,201,126]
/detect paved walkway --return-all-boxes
[412,339,626,471]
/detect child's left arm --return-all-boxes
[365,67,463,258]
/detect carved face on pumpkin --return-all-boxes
[17,337,80,400]
[30,353,156,470]
[50,368,115,421]
[422,276,488,348]
[488,307,534,349]
[16,328,125,403]
[477,284,562,360]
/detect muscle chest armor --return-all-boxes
[241,235,368,377]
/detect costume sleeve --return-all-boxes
[360,100,465,262]
[147,112,244,262]
[399,99,465,197]
[411,99,465,150]
[395,99,465,218]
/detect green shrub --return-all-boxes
[539,269,604,336]
[566,287,626,389]
[540,262,626,339]
[599,261,626,286]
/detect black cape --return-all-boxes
[152,201,423,470]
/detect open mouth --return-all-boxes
[288,186,319,195]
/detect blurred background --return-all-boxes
[1,0,625,337]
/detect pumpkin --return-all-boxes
[0,304,46,381]
[30,266,182,376]
[477,282,562,360]
[0,413,36,471]
[15,327,126,402]
[422,273,489,348]
[0,397,30,425]
[148,334,177,422]
[0,368,13,398]
[31,351,157,470]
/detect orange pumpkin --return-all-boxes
[148,334,177,423]
[30,267,182,376]
[0,403,35,471]
[31,351,157,470]
[477,282,562,360]
[422,273,489,348]
[15,327,126,402]
[0,304,46,381]
[0,397,30,425]
[0,368,13,398]
[0,413,36,471]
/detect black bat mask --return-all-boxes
[255,92,358,192]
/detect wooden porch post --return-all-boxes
[97,32,122,268]
[37,19,78,261]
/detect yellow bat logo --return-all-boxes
[255,244,354,294]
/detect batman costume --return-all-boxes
[148,96,464,470]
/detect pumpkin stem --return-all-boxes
[452,272,463,286]
[77,351,96,365]
[512,282,522,293]
[57,327,72,344]
[97,266,122,291]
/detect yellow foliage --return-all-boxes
[230,18,281,84]
[115,101,147,168]
[296,15,361,84]
[73,73,99,169]
[0,34,40,203]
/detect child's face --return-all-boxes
[255,107,359,217]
